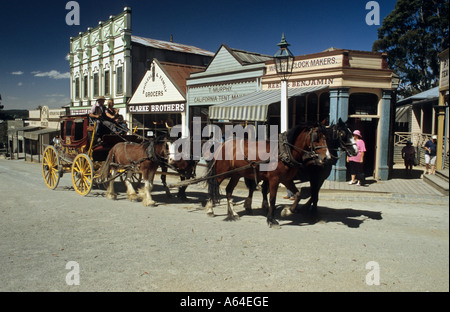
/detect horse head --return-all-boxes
[306,123,331,166]
[336,118,359,157]
[288,123,330,166]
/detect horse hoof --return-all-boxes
[106,193,117,200]
[206,211,215,218]
[226,214,240,221]
[268,220,281,229]
[143,199,156,207]
[127,194,139,202]
[281,207,293,218]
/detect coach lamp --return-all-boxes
[274,33,295,133]
[274,33,295,80]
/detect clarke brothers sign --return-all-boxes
[128,59,186,113]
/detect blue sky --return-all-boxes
[0,0,397,110]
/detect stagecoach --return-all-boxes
[41,114,142,196]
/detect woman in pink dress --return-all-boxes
[347,130,366,186]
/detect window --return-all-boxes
[104,70,110,96]
[83,75,88,99]
[349,93,378,116]
[93,73,99,97]
[65,121,73,137]
[75,78,80,99]
[74,120,84,141]
[116,66,123,94]
[319,92,330,124]
[306,93,318,123]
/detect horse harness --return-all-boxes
[278,127,327,168]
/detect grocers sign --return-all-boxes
[128,59,186,108]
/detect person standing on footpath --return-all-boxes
[424,135,437,175]
[401,140,416,175]
[347,130,366,186]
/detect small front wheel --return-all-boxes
[72,154,94,196]
[42,146,60,190]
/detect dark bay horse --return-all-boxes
[164,136,199,200]
[246,119,359,217]
[205,124,330,228]
[98,137,169,206]
[294,119,359,213]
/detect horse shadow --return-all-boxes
[221,195,382,228]
[279,205,382,228]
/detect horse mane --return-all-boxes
[286,123,312,145]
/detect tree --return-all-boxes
[373,0,449,97]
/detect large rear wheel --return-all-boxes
[72,154,94,196]
[42,146,60,190]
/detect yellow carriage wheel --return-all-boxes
[72,154,94,196]
[42,145,61,190]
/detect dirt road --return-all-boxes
[0,159,448,292]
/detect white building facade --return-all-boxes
[68,7,132,118]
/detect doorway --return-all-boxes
[347,117,379,179]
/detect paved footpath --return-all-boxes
[0,159,448,293]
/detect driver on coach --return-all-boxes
[89,96,115,142]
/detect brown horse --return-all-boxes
[98,137,169,206]
[205,124,330,228]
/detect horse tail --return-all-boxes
[206,159,221,205]
[98,145,116,182]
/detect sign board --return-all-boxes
[266,54,343,75]
[189,80,259,106]
[128,103,185,114]
[128,60,186,108]
[439,49,449,91]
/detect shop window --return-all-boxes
[75,78,80,100]
[104,70,110,96]
[93,73,99,97]
[319,92,330,124]
[116,67,123,94]
[295,96,306,124]
[83,75,88,99]
[307,93,318,123]
[349,93,378,116]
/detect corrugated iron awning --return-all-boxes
[209,86,328,122]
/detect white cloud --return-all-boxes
[11,71,24,75]
[45,94,66,97]
[33,70,70,80]
[17,82,23,87]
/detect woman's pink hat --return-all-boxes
[353,130,362,138]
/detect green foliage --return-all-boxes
[373,0,449,97]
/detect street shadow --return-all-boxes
[390,168,423,180]
[280,205,383,228]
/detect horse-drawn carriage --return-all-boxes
[42,114,144,196]
[42,113,358,228]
